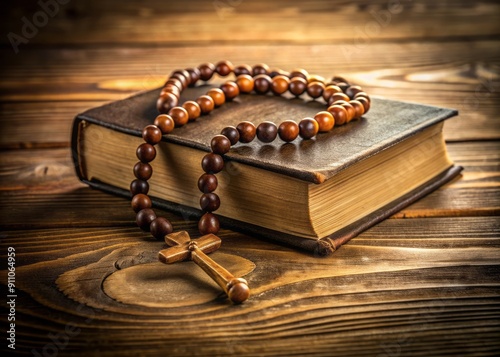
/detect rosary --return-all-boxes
[130,61,371,303]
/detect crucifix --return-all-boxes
[158,231,250,304]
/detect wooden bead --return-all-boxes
[290,68,309,80]
[215,60,234,76]
[345,85,363,99]
[133,162,152,180]
[269,68,289,78]
[336,82,350,92]
[307,74,325,84]
[327,105,348,126]
[170,73,189,89]
[235,74,254,93]
[198,63,215,81]
[256,121,278,143]
[298,118,319,139]
[331,76,348,84]
[156,92,178,114]
[278,120,299,142]
[168,106,189,127]
[198,173,218,193]
[322,84,342,102]
[130,179,149,195]
[356,97,371,114]
[202,153,224,174]
[349,100,365,118]
[198,212,220,235]
[328,92,351,106]
[252,63,270,76]
[314,111,335,132]
[271,75,290,95]
[211,134,231,155]
[161,84,181,98]
[136,143,156,163]
[354,92,371,102]
[341,102,356,123]
[200,193,221,212]
[254,74,272,94]
[207,88,226,107]
[131,193,152,213]
[150,217,173,240]
[186,67,201,86]
[182,101,201,121]
[165,77,184,91]
[153,114,175,134]
[234,64,252,76]
[196,95,215,114]
[221,126,240,145]
[220,81,240,101]
[142,125,162,145]
[289,77,308,97]
[307,81,325,99]
[236,121,256,143]
[136,208,156,231]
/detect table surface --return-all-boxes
[1,1,499,356]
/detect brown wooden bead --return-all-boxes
[236,121,256,143]
[307,74,325,84]
[182,101,201,121]
[142,125,162,145]
[356,97,371,114]
[198,212,220,235]
[136,208,156,231]
[215,60,234,76]
[156,92,178,114]
[341,102,356,123]
[133,162,152,180]
[298,118,319,139]
[256,121,278,143]
[165,77,184,91]
[289,77,308,97]
[307,81,325,99]
[130,179,149,195]
[170,73,189,89]
[161,84,181,98]
[254,74,272,94]
[150,217,173,240]
[196,95,215,114]
[202,153,224,174]
[136,143,156,163]
[271,75,290,95]
[278,120,299,142]
[198,173,218,193]
[200,193,221,212]
[336,82,350,92]
[234,64,252,76]
[290,68,309,80]
[186,67,201,86]
[153,114,175,134]
[349,100,365,118]
[168,106,189,127]
[221,126,240,145]
[235,74,254,93]
[269,68,289,78]
[322,84,342,102]
[328,92,350,106]
[331,76,348,84]
[354,92,371,102]
[211,134,231,155]
[314,111,335,132]
[207,88,226,107]
[198,63,215,81]
[131,193,152,213]
[345,85,363,99]
[327,105,348,126]
[220,81,240,101]
[252,63,270,76]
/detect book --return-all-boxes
[71,85,462,255]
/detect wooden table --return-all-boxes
[1,1,499,356]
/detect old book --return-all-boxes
[71,85,462,255]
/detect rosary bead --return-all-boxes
[271,75,290,95]
[220,81,240,101]
[182,101,202,121]
[198,173,218,193]
[354,92,371,102]
[236,121,256,143]
[328,92,351,106]
[130,179,149,195]
[340,102,356,123]
[256,121,278,143]
[136,208,156,231]
[307,81,325,99]
[207,88,226,107]
[345,85,363,99]
[298,118,319,139]
[356,97,371,114]
[170,73,189,89]
[136,143,157,163]
[198,212,220,235]
[349,99,365,118]
[168,106,190,127]
[133,162,153,180]
[161,84,181,98]
[289,77,308,97]
[142,125,163,145]
[131,193,152,212]
[269,68,289,78]
[150,217,173,240]
[234,64,252,76]
[336,82,350,92]
[156,92,179,114]
[196,95,215,114]
[200,193,221,212]
[221,126,240,145]
[307,74,325,84]
[278,120,299,142]
[186,67,201,86]
[314,111,335,132]
[252,63,270,76]
[322,84,342,102]
[198,63,216,81]
[215,60,234,76]
[327,105,348,126]
[253,74,272,94]
[211,134,232,155]
[153,114,175,134]
[165,77,184,91]
[290,68,309,80]
[202,153,225,174]
[235,74,255,93]
[331,76,348,84]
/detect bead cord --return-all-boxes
[131,60,371,240]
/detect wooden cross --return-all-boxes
[158,231,250,304]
